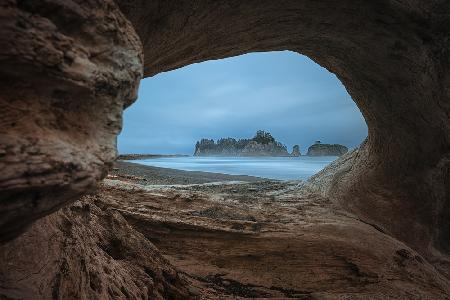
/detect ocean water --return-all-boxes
[131,156,338,180]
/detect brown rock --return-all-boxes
[2,180,445,299]
[0,196,193,299]
[0,0,143,242]
[0,0,449,296]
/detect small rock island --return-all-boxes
[307,141,348,156]
[194,130,300,157]
[194,131,348,157]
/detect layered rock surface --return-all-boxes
[2,175,449,299]
[0,195,193,300]
[0,0,143,242]
[100,178,450,298]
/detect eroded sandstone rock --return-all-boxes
[0,197,193,299]
[0,0,143,242]
[0,0,449,289]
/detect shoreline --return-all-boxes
[117,153,189,160]
[111,161,269,185]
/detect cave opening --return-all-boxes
[91,52,388,297]
[1,1,449,298]
[118,51,367,180]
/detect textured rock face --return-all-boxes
[307,143,348,156]
[0,0,449,278]
[0,196,193,299]
[0,0,143,242]
[4,177,449,299]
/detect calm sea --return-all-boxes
[131,156,337,180]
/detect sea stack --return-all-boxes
[291,145,301,156]
[194,130,295,157]
[306,141,348,156]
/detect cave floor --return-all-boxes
[93,175,450,299]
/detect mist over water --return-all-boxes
[132,156,337,180]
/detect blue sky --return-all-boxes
[118,51,367,155]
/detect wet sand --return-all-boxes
[111,161,266,185]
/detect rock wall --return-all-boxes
[0,0,449,274]
[0,196,193,299]
[0,0,143,242]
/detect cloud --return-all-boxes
[118,51,367,154]
[206,83,247,97]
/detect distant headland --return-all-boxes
[194,130,348,157]
[194,130,298,157]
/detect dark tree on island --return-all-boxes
[252,130,276,144]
